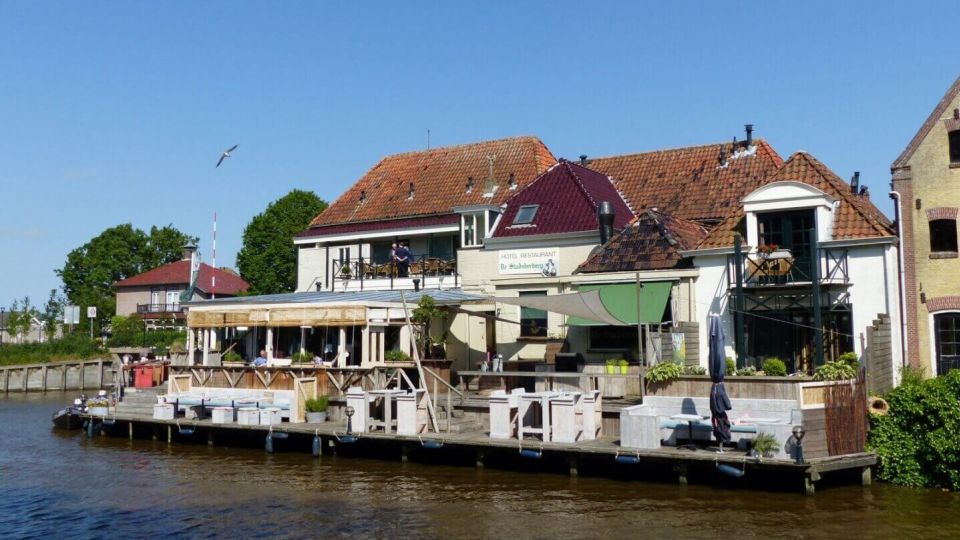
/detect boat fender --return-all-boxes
[312,435,322,457]
[717,462,746,478]
[86,419,96,438]
[265,434,274,454]
[519,446,542,459]
[421,439,445,449]
[614,452,641,465]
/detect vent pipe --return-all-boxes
[745,124,754,147]
[850,172,860,194]
[598,201,615,245]
[579,154,588,166]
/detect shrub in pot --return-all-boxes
[605,359,617,374]
[646,361,683,384]
[305,395,329,423]
[617,359,629,374]
[761,358,787,377]
[751,432,778,458]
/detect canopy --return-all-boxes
[493,289,627,326]
[565,282,672,326]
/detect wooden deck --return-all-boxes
[89,407,876,496]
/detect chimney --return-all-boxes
[359,189,366,202]
[408,182,415,199]
[508,173,517,190]
[744,124,754,147]
[182,243,197,261]
[718,144,727,166]
[859,185,869,198]
[579,154,588,166]
[466,176,474,193]
[597,201,615,245]
[850,171,860,194]
[183,244,200,286]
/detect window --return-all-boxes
[461,212,487,247]
[757,209,815,278]
[949,130,960,164]
[166,290,180,309]
[519,291,548,337]
[929,219,958,253]
[513,205,539,225]
[935,313,960,375]
[589,326,638,350]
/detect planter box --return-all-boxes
[88,406,109,417]
[306,411,327,423]
[153,403,175,420]
[259,407,282,425]
[237,407,260,425]
[212,407,234,424]
[646,375,813,401]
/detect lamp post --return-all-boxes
[345,405,356,435]
[792,425,806,464]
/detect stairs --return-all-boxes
[117,387,161,417]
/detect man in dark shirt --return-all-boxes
[395,242,411,277]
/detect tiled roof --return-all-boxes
[698,151,895,249]
[575,210,708,273]
[492,159,633,238]
[297,214,459,239]
[892,75,960,169]
[306,136,556,230]
[586,140,784,223]
[114,260,250,296]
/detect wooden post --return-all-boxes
[208,431,215,446]
[804,475,816,496]
[3,367,9,393]
[401,444,409,463]
[167,425,172,444]
[861,466,872,486]
[129,422,134,440]
[568,456,579,477]
[476,449,485,468]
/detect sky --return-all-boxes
[1,1,957,309]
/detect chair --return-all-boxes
[362,262,376,279]
[425,258,441,276]
[442,259,457,275]
[410,260,423,275]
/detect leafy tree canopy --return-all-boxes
[56,224,196,325]
[236,189,327,295]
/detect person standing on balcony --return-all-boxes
[395,241,411,277]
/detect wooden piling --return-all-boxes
[861,466,872,486]
[129,422,134,440]
[167,425,172,444]
[476,449,485,469]
[677,463,688,485]
[568,456,579,477]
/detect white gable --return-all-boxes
[742,181,836,212]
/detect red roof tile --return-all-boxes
[114,260,249,296]
[586,140,784,223]
[698,151,894,249]
[492,159,633,238]
[576,210,708,273]
[306,136,556,231]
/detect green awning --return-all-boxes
[566,281,672,326]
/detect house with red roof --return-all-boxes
[114,245,249,327]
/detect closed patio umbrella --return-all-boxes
[708,315,732,447]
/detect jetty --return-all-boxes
[82,364,876,496]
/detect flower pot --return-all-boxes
[605,365,616,374]
[306,411,327,423]
[619,365,629,374]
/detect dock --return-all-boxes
[86,386,876,496]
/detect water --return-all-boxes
[2,393,959,539]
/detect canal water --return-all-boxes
[1,393,958,539]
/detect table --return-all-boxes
[517,391,563,442]
[671,413,709,450]
[368,389,406,434]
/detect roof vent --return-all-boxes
[745,124,754,147]
[579,154,588,166]
[508,173,517,190]
[466,177,474,193]
[859,185,869,198]
[597,201,615,245]
[408,182,415,200]
[718,145,727,166]
[359,189,366,202]
[850,171,860,194]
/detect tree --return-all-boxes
[40,289,63,340]
[7,296,38,343]
[237,190,328,295]
[56,223,196,326]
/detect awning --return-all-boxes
[566,281,672,326]
[493,290,628,326]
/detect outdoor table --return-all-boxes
[517,391,562,442]
[368,389,405,434]
[671,413,709,450]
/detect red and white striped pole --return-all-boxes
[212,211,217,300]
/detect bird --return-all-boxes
[216,144,238,167]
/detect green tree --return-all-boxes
[40,289,63,340]
[56,224,196,327]
[237,189,328,295]
[7,297,38,343]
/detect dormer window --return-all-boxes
[513,205,539,225]
[466,177,475,193]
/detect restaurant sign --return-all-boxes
[498,248,560,275]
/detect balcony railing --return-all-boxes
[729,247,849,287]
[326,255,458,291]
[137,303,184,314]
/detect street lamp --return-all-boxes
[792,425,806,464]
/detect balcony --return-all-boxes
[137,303,186,318]
[729,247,849,288]
[324,256,459,292]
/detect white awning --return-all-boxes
[493,290,627,326]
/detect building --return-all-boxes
[114,245,249,328]
[891,75,960,376]
[0,310,50,344]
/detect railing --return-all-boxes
[329,255,459,291]
[730,248,849,287]
[137,303,184,314]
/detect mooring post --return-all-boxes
[804,475,816,496]
[476,449,485,469]
[861,466,872,486]
[677,463,689,485]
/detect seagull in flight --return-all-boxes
[216,144,238,167]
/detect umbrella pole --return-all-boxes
[636,273,645,401]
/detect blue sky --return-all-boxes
[0,1,956,309]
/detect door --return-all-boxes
[757,209,815,280]
[150,291,162,312]
[935,313,960,375]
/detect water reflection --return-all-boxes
[2,393,959,539]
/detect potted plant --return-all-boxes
[292,350,314,363]
[222,350,243,364]
[617,359,630,374]
[751,432,778,458]
[605,359,617,374]
[339,264,353,279]
[385,349,411,362]
[305,395,329,423]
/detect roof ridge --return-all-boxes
[892,75,960,169]
[560,159,601,210]
[586,138,774,162]
[380,135,544,160]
